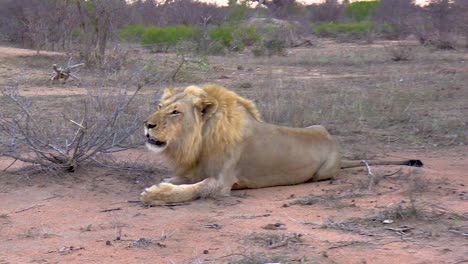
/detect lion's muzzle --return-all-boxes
[147,138,167,148]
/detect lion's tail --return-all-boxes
[340,159,423,169]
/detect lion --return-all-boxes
[140,84,422,205]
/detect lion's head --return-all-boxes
[144,84,262,167]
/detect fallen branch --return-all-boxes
[328,240,367,249]
[2,158,18,173]
[99,207,122,213]
[15,204,45,213]
[50,61,84,83]
[383,168,403,178]
[362,160,375,191]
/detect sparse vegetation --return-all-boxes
[344,1,379,22]
[141,25,194,52]
[313,21,371,39]
[0,79,149,173]
[80,224,93,232]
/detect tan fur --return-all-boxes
[141,84,421,205]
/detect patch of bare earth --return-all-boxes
[0,149,466,263]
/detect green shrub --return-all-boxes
[117,25,146,43]
[140,25,194,52]
[208,24,235,49]
[252,39,286,57]
[207,41,228,56]
[208,23,261,52]
[241,25,261,46]
[313,22,371,38]
[378,22,398,39]
[70,28,81,40]
[344,1,379,22]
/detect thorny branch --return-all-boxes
[0,78,146,172]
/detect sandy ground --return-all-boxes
[0,148,467,264]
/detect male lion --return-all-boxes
[141,84,422,205]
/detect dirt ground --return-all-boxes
[0,42,467,263]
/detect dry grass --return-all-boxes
[237,42,466,153]
[311,199,468,240]
[1,39,466,172]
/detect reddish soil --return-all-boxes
[0,148,466,264]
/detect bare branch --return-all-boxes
[362,160,375,191]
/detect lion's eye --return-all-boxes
[158,104,162,109]
[170,110,180,115]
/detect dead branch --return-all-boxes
[50,58,84,83]
[0,76,146,172]
[383,168,403,178]
[170,53,185,81]
[2,158,18,173]
[362,160,375,191]
[328,240,367,250]
[99,208,122,213]
[15,204,45,213]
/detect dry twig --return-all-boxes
[362,160,375,190]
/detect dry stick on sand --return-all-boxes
[2,158,18,173]
[15,204,45,214]
[99,208,122,213]
[362,160,375,191]
[50,57,84,83]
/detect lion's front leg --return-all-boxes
[162,176,192,185]
[141,155,238,205]
[140,182,202,205]
[140,176,234,205]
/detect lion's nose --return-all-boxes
[147,123,157,129]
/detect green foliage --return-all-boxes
[208,24,234,48]
[313,22,371,38]
[117,25,145,43]
[227,0,249,22]
[116,22,261,55]
[207,41,228,56]
[70,28,81,39]
[252,39,286,57]
[344,1,379,22]
[140,25,194,51]
[208,23,261,51]
[241,25,262,46]
[379,22,398,39]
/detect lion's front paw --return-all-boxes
[140,183,177,205]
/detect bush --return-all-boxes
[0,83,148,173]
[344,1,379,22]
[208,23,261,52]
[314,22,371,39]
[208,24,236,49]
[241,25,261,46]
[252,39,286,57]
[141,25,194,52]
[117,25,146,43]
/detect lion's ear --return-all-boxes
[161,88,175,101]
[194,97,218,120]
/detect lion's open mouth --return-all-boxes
[147,138,167,148]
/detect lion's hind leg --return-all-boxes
[311,153,341,182]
